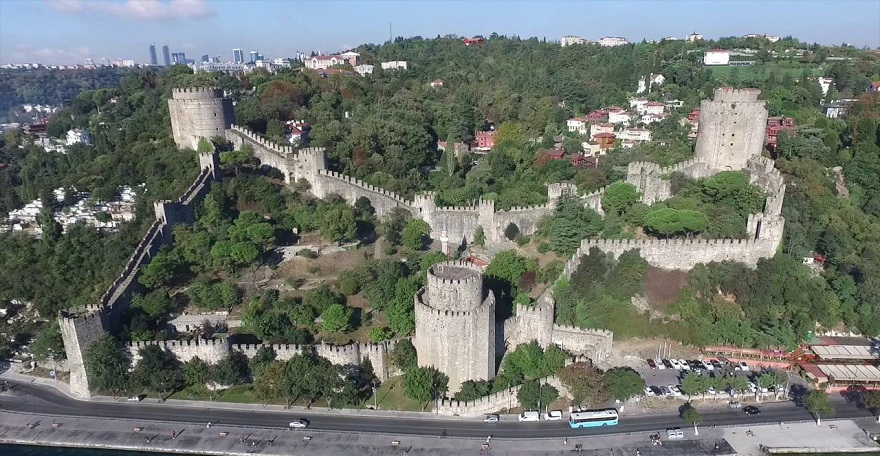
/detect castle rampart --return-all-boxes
[435,374,570,417]
[169,88,234,150]
[59,153,220,398]
[694,88,768,171]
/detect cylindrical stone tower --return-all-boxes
[413,260,496,395]
[168,87,234,150]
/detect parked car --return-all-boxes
[518,411,540,422]
[747,382,757,393]
[669,359,682,370]
[667,384,683,397]
[710,359,723,370]
[658,359,670,370]
[707,387,717,396]
[544,410,563,421]
[644,386,656,397]
[728,401,742,409]
[660,386,673,397]
[743,406,761,415]
[701,360,714,371]
[678,359,690,371]
[126,396,142,402]
[647,358,658,369]
[689,360,704,370]
[739,361,750,371]
[289,419,309,429]
[483,414,499,423]
[666,428,684,439]
[649,386,663,396]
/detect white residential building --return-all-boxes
[637,73,665,94]
[629,98,649,113]
[66,129,91,146]
[567,117,589,135]
[686,32,703,42]
[589,123,614,140]
[304,55,346,70]
[818,77,834,96]
[643,102,665,116]
[704,49,730,66]
[339,51,360,65]
[381,61,408,70]
[598,37,629,47]
[617,128,652,142]
[607,108,632,125]
[354,64,374,76]
[561,35,587,47]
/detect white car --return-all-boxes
[483,414,499,423]
[707,387,717,396]
[289,419,309,429]
[701,360,714,371]
[543,410,563,421]
[660,386,673,397]
[668,384,683,397]
[518,411,540,422]
[678,359,690,371]
[657,360,667,370]
[747,382,757,393]
[644,386,656,397]
[739,361,750,371]
[669,359,682,370]
[126,396,142,402]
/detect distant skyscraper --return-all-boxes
[162,45,171,66]
[233,48,244,64]
[250,50,259,63]
[171,52,187,65]
[149,44,158,65]
[201,54,210,63]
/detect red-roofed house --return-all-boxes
[305,55,348,70]
[589,123,614,140]
[766,117,796,147]
[475,131,496,151]
[545,149,566,159]
[687,108,701,124]
[587,110,608,123]
[593,132,616,149]
[867,82,880,93]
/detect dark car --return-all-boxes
[743,406,761,415]
[647,358,658,369]
[662,359,674,369]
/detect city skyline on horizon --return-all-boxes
[1,0,879,66]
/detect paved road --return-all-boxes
[0,381,871,439]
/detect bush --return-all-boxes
[516,235,530,246]
[338,272,360,296]
[297,248,319,259]
[369,326,394,342]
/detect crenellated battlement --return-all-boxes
[318,170,411,204]
[713,87,762,103]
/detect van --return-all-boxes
[518,411,539,422]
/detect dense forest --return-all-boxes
[1,35,879,361]
[0,67,137,119]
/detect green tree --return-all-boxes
[379,208,411,246]
[249,346,276,379]
[601,182,640,216]
[84,336,130,397]
[550,196,603,254]
[320,303,353,333]
[31,321,66,362]
[644,207,708,237]
[681,402,702,435]
[388,339,418,371]
[130,345,184,400]
[212,350,251,386]
[805,389,835,426]
[680,372,709,399]
[320,206,357,243]
[183,357,211,397]
[473,226,485,246]
[369,326,394,342]
[756,372,777,402]
[517,380,559,411]
[220,145,254,176]
[862,390,880,423]
[455,380,492,401]
[138,250,178,289]
[253,360,286,406]
[602,367,647,401]
[557,362,609,407]
[403,366,448,407]
[131,290,174,319]
[402,219,431,250]
[486,250,530,290]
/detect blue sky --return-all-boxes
[1,0,878,65]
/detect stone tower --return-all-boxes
[694,87,768,171]
[413,261,496,394]
[168,87,234,150]
[58,307,108,398]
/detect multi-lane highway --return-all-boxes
[0,380,872,439]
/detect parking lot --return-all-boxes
[636,357,785,401]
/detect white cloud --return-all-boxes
[7,44,92,63]
[45,0,215,21]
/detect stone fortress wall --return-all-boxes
[169,88,235,150]
[413,261,496,393]
[436,374,570,417]
[59,152,221,398]
[126,339,399,381]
